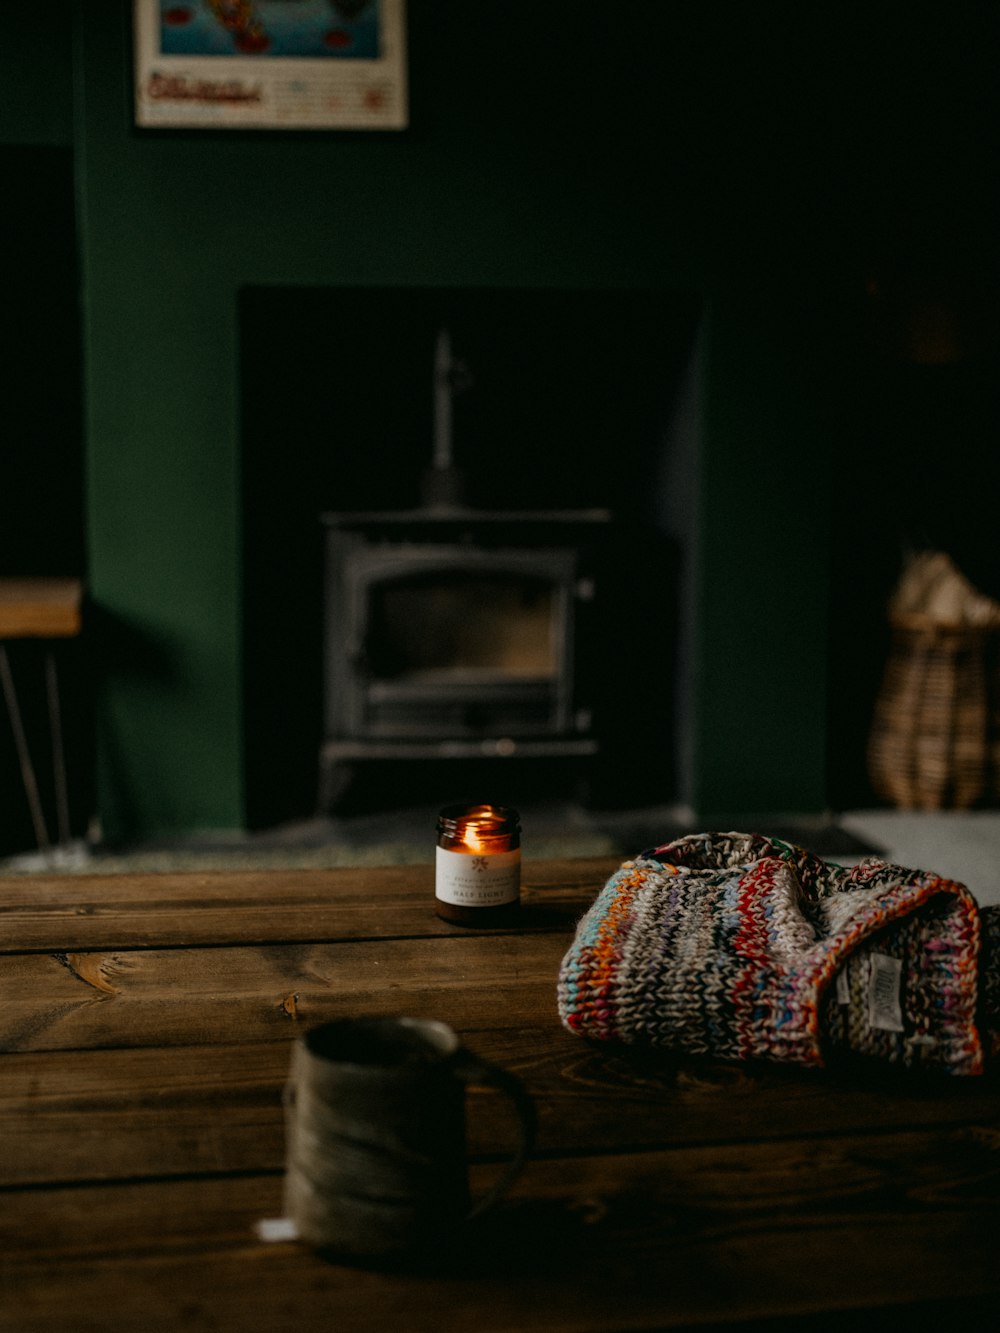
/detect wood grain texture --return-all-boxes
[0,856,615,953]
[2,1147,998,1333]
[0,933,571,1053]
[0,576,82,638]
[2,857,999,1332]
[3,1027,998,1188]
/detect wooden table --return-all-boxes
[2,858,998,1331]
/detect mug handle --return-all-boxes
[452,1049,536,1220]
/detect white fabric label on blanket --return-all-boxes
[868,952,904,1032]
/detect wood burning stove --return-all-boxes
[319,508,610,808]
[313,321,669,809]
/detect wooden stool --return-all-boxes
[0,578,83,851]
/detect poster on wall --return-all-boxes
[133,1,407,130]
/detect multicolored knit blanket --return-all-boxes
[557,832,991,1075]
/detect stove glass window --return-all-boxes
[367,572,556,683]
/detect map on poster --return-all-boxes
[133,0,407,130]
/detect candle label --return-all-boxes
[435,847,521,907]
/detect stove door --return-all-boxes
[326,542,586,742]
[353,548,574,739]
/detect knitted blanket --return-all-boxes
[557,832,987,1075]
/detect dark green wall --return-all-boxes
[59,2,998,837]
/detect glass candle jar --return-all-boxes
[434,803,521,926]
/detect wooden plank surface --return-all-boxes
[2,1149,997,1333]
[0,857,615,953]
[6,1132,999,1265]
[0,577,83,638]
[3,1029,999,1189]
[0,933,571,1051]
[3,857,1000,1333]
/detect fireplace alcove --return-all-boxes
[240,287,701,826]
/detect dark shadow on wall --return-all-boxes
[0,145,83,576]
[0,145,87,855]
[826,258,1000,811]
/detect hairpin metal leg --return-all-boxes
[45,649,71,847]
[0,644,51,850]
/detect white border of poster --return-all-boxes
[133,1,408,131]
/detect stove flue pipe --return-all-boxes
[423,327,470,509]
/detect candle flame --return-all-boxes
[461,825,485,853]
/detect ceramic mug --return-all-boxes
[283,1015,535,1263]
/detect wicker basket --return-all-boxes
[867,613,996,810]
